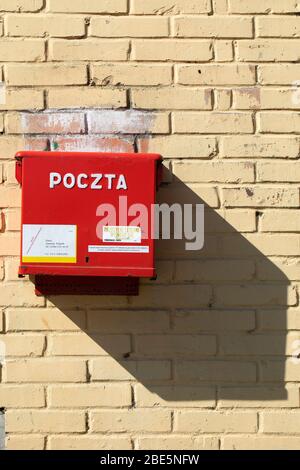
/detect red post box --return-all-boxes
[15,151,162,296]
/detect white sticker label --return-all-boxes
[103,226,142,243]
[89,245,149,253]
[22,224,77,263]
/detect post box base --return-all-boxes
[34,275,139,296]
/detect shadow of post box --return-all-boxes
[15,151,162,296]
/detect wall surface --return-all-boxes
[0,0,300,451]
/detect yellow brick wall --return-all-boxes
[0,0,300,451]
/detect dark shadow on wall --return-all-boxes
[47,171,294,404]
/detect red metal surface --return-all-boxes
[16,151,162,293]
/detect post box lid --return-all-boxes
[15,151,162,161]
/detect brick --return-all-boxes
[257,162,300,182]
[48,333,130,356]
[48,88,126,109]
[88,110,169,134]
[175,361,257,382]
[174,16,253,38]
[257,16,300,38]
[6,410,86,433]
[0,282,45,307]
[0,136,48,158]
[177,64,255,85]
[257,259,300,281]
[6,435,45,450]
[87,310,169,333]
[47,293,130,309]
[0,89,44,111]
[130,285,212,308]
[132,40,212,61]
[6,308,86,331]
[90,410,171,433]
[0,333,45,357]
[220,136,300,158]
[49,384,132,408]
[220,333,300,356]
[0,39,44,61]
[262,412,300,434]
[4,209,20,231]
[90,357,171,381]
[214,41,234,62]
[132,87,212,110]
[232,87,300,110]
[6,112,86,134]
[175,411,258,433]
[0,1,43,11]
[215,89,231,110]
[176,259,255,281]
[48,0,128,13]
[135,335,216,357]
[135,384,216,408]
[261,360,300,382]
[259,112,300,133]
[48,136,134,153]
[173,310,255,332]
[236,40,300,62]
[208,209,256,232]
[0,261,3,282]
[229,0,300,14]
[258,64,300,85]
[0,385,45,407]
[260,210,300,232]
[90,16,168,37]
[0,114,4,133]
[222,234,300,256]
[258,308,300,330]
[223,436,300,450]
[6,64,87,86]
[156,235,219,259]
[48,436,132,450]
[158,184,220,207]
[173,112,253,134]
[145,260,174,283]
[4,162,19,185]
[132,0,211,14]
[4,258,19,281]
[173,161,255,183]
[137,436,218,450]
[219,386,299,408]
[0,188,21,208]
[139,136,217,158]
[223,187,299,208]
[92,63,172,86]
[213,0,229,14]
[214,285,297,307]
[6,14,85,37]
[50,39,129,61]
[4,359,86,382]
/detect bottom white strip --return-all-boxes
[88,245,150,253]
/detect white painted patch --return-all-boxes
[17,109,156,154]
[87,109,155,134]
[49,135,133,153]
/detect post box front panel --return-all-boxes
[17,152,161,278]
